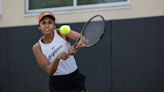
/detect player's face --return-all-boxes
[39,17,56,35]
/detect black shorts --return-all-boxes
[49,69,86,92]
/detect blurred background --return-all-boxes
[0,0,164,92]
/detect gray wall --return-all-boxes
[112,16,164,92]
[0,16,164,92]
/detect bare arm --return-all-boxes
[67,30,88,48]
[66,30,81,41]
[32,42,68,76]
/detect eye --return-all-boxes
[41,21,46,25]
[48,21,53,24]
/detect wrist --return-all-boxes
[56,56,60,61]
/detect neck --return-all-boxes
[43,32,54,44]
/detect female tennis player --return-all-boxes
[32,11,87,92]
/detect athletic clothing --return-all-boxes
[39,30,86,92]
[49,69,86,92]
[39,30,78,76]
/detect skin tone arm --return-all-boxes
[66,30,88,48]
[66,30,81,41]
[63,30,83,55]
[32,42,70,76]
[58,29,81,55]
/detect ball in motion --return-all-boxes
[59,25,71,35]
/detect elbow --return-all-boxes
[45,63,58,76]
[48,72,53,76]
[47,69,56,76]
[47,70,54,76]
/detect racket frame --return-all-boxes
[74,15,106,48]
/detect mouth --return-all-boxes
[46,28,50,32]
[44,28,51,34]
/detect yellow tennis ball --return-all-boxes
[59,25,71,35]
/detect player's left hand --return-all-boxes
[68,46,78,55]
[75,37,89,48]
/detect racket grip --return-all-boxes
[73,44,77,48]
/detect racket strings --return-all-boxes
[83,16,105,46]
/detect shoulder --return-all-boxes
[32,42,41,52]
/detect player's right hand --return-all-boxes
[68,46,78,55]
[57,52,69,60]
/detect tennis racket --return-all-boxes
[73,15,105,48]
